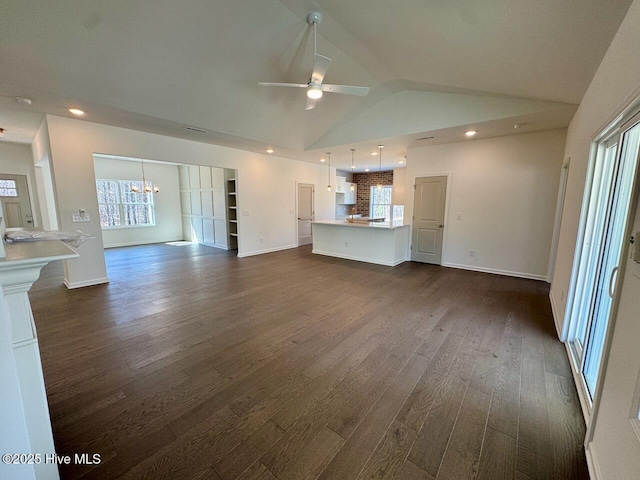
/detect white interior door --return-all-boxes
[297,183,314,246]
[411,176,447,264]
[0,174,34,229]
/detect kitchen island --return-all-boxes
[312,220,410,266]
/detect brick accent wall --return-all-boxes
[353,170,394,216]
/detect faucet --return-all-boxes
[348,206,356,223]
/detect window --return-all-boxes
[566,111,640,405]
[96,179,155,228]
[0,179,18,197]
[370,185,393,219]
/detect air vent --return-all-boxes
[183,126,208,134]
[416,136,434,141]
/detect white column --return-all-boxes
[0,242,77,480]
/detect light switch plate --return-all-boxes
[243,210,249,216]
[72,214,90,222]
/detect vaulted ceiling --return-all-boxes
[0,0,633,169]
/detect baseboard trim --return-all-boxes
[237,244,298,258]
[564,340,592,426]
[440,262,547,281]
[312,249,406,267]
[104,239,183,248]
[585,443,600,480]
[549,290,563,339]
[64,277,110,289]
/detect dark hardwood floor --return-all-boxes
[30,244,589,479]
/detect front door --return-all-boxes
[411,176,447,264]
[297,183,314,245]
[0,174,34,229]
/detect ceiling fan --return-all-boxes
[259,11,370,110]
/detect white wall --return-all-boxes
[549,1,640,478]
[406,129,567,280]
[32,118,58,230]
[0,142,43,228]
[93,156,183,248]
[44,115,334,287]
[178,165,229,249]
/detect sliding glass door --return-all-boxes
[568,114,640,402]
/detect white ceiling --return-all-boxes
[0,0,633,170]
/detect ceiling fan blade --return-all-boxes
[258,82,308,88]
[305,97,317,110]
[311,54,331,84]
[321,84,370,96]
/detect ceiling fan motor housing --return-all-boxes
[307,11,323,25]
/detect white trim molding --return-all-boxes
[312,249,406,267]
[585,443,603,480]
[441,262,547,281]
[237,244,298,258]
[549,289,563,338]
[64,277,110,289]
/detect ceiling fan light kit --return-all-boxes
[259,11,369,110]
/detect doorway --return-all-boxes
[411,176,447,264]
[297,183,314,246]
[566,111,640,404]
[0,174,34,228]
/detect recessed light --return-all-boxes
[15,97,32,105]
[365,168,370,172]
[351,165,355,169]
[320,157,326,162]
[265,148,274,154]
[371,151,378,156]
[68,108,85,116]
[465,130,477,137]
[398,160,404,164]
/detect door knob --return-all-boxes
[439,224,444,228]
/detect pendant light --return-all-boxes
[132,158,160,194]
[327,152,332,192]
[377,144,384,190]
[350,148,356,192]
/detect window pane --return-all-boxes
[0,178,18,197]
[124,204,154,226]
[99,204,121,227]
[96,180,119,204]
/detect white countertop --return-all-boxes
[0,240,78,267]
[313,219,409,230]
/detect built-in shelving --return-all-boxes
[226,176,238,250]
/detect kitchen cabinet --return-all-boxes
[336,176,346,193]
[345,183,357,204]
[336,183,357,204]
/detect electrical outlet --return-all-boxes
[290,209,294,214]
[469,249,475,257]
[344,241,348,247]
[259,237,263,244]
